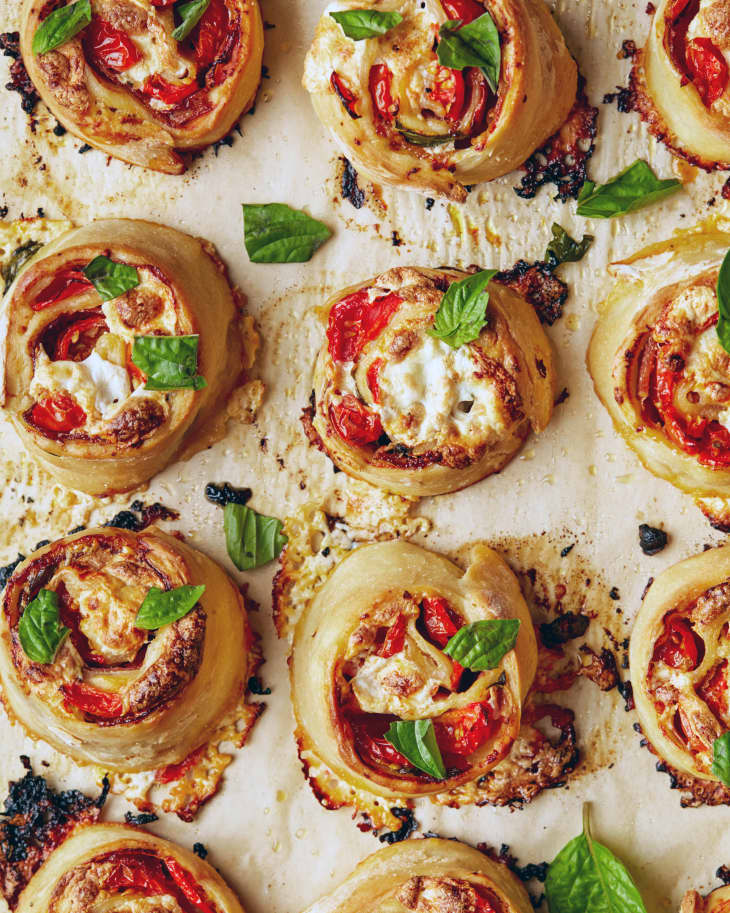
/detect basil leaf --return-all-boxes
[135,584,206,630]
[224,502,287,571]
[132,335,207,391]
[173,0,211,42]
[712,732,730,785]
[330,9,403,39]
[32,0,91,55]
[437,13,500,93]
[429,269,497,349]
[385,719,447,780]
[242,204,333,264]
[545,224,594,266]
[2,240,43,293]
[545,806,647,913]
[83,255,139,301]
[395,120,457,146]
[444,619,520,671]
[575,160,681,219]
[716,249,730,356]
[18,589,69,664]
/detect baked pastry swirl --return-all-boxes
[1,219,256,497]
[682,884,730,912]
[15,822,245,913]
[631,542,730,785]
[630,0,730,170]
[21,0,264,172]
[0,527,257,775]
[289,539,537,811]
[303,0,577,201]
[587,230,730,524]
[302,838,532,913]
[303,267,555,497]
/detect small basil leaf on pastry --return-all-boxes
[132,335,207,391]
[437,13,501,94]
[32,0,92,55]
[429,269,497,349]
[545,805,647,913]
[242,203,332,263]
[712,732,730,786]
[224,502,287,570]
[18,589,69,664]
[83,255,140,301]
[716,248,730,355]
[575,160,681,219]
[395,121,458,146]
[2,240,44,293]
[135,584,206,630]
[385,719,447,780]
[444,618,520,670]
[545,224,594,266]
[330,9,403,40]
[173,0,212,42]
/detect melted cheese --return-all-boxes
[92,891,183,913]
[30,348,131,422]
[102,269,180,341]
[352,652,445,718]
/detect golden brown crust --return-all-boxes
[680,885,730,913]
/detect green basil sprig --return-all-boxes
[437,13,500,94]
[135,584,206,630]
[545,224,594,266]
[32,0,91,55]
[444,619,520,671]
[242,204,333,263]
[18,589,70,664]
[83,255,140,302]
[576,160,681,219]
[3,240,43,293]
[385,719,446,780]
[545,805,647,913]
[224,502,288,571]
[173,0,211,42]
[716,249,730,355]
[712,731,730,785]
[429,269,497,349]
[132,335,207,391]
[330,9,403,40]
[395,121,458,147]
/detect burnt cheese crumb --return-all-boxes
[193,843,209,859]
[638,524,668,555]
[105,501,179,531]
[540,612,590,648]
[124,811,159,826]
[205,482,252,507]
[247,676,271,695]
[341,157,365,209]
[378,807,417,844]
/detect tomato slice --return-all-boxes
[329,394,383,446]
[155,745,206,784]
[142,74,199,105]
[349,714,411,769]
[685,37,729,107]
[369,63,397,121]
[192,0,229,68]
[421,596,462,647]
[54,312,107,361]
[61,682,124,719]
[86,17,142,72]
[331,71,360,118]
[652,612,704,671]
[164,858,217,913]
[327,289,402,362]
[435,701,498,756]
[430,65,467,122]
[440,0,485,24]
[30,393,86,433]
[366,358,384,404]
[380,614,407,658]
[32,269,93,311]
[102,851,215,913]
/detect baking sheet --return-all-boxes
[1,0,730,910]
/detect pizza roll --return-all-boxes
[15,822,244,913]
[303,0,577,201]
[631,0,730,170]
[682,885,730,913]
[630,542,730,783]
[303,267,555,497]
[0,527,256,774]
[302,838,532,913]
[588,230,730,517]
[1,218,255,497]
[21,0,264,173]
[290,540,537,807]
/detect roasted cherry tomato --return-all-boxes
[369,63,397,121]
[421,596,462,647]
[366,358,384,404]
[440,0,486,24]
[653,612,704,671]
[331,71,360,118]
[103,851,216,913]
[700,660,728,720]
[142,74,199,105]
[193,0,229,68]
[86,17,142,72]
[30,393,86,434]
[155,745,206,784]
[61,681,124,719]
[32,269,92,311]
[327,289,402,362]
[435,701,498,756]
[164,857,217,913]
[54,312,107,361]
[685,37,729,107]
[329,394,383,446]
[380,614,407,658]
[430,65,467,122]
[349,714,411,769]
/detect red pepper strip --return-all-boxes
[349,714,411,768]
[30,393,86,433]
[440,0,486,24]
[32,269,93,311]
[380,614,407,658]
[86,17,142,72]
[369,63,397,121]
[699,659,728,720]
[331,71,361,119]
[430,64,467,122]
[652,612,704,671]
[155,745,206,784]
[329,394,383,446]
[685,37,729,107]
[326,289,402,362]
[54,313,107,361]
[61,681,124,719]
[366,358,384,404]
[164,858,217,913]
[434,701,499,756]
[193,0,228,68]
[421,596,465,690]
[142,74,199,105]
